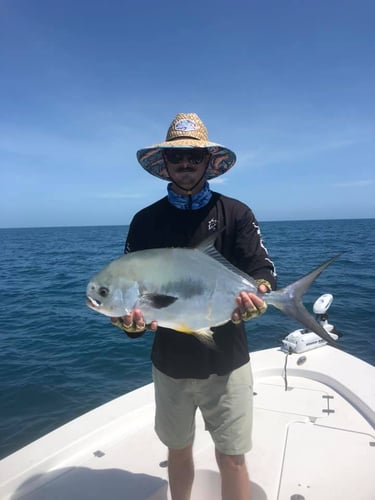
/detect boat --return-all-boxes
[0,295,374,500]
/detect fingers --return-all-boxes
[149,320,158,332]
[255,279,272,293]
[231,292,267,324]
[257,283,269,294]
[231,310,242,325]
[126,309,146,331]
[111,309,158,335]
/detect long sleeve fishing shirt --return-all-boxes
[124,192,276,379]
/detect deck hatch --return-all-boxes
[278,422,374,499]
[253,381,327,418]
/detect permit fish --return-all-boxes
[86,235,340,348]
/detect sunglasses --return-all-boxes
[164,148,207,165]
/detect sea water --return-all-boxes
[0,219,374,459]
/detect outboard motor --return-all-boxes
[282,294,342,354]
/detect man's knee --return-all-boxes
[168,445,193,463]
[215,449,246,469]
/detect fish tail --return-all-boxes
[265,255,341,347]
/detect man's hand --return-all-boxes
[231,283,269,324]
[111,309,158,337]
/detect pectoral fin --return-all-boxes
[139,293,178,309]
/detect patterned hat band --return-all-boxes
[136,113,237,181]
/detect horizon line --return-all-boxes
[1,216,374,230]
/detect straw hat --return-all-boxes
[136,113,236,181]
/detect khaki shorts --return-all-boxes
[152,362,253,455]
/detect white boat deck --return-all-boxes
[1,346,374,500]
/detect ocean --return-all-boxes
[0,219,374,460]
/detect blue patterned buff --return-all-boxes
[167,181,212,210]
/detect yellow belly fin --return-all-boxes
[174,323,217,350]
[193,328,217,349]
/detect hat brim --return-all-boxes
[137,139,236,181]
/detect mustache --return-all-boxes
[175,166,197,173]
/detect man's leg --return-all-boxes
[152,367,197,499]
[215,449,250,500]
[168,444,194,500]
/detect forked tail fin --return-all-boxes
[265,255,341,347]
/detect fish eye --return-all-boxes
[98,286,110,298]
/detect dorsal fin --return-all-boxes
[195,229,256,286]
[194,229,224,253]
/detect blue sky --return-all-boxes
[1,0,374,228]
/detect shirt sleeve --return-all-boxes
[124,219,135,254]
[233,208,277,290]
[124,215,144,254]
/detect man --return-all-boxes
[112,113,276,500]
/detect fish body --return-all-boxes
[86,238,340,347]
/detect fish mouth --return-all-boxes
[86,296,101,309]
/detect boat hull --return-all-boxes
[1,346,374,500]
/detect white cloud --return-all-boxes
[94,193,143,200]
[210,177,226,185]
[333,179,374,188]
